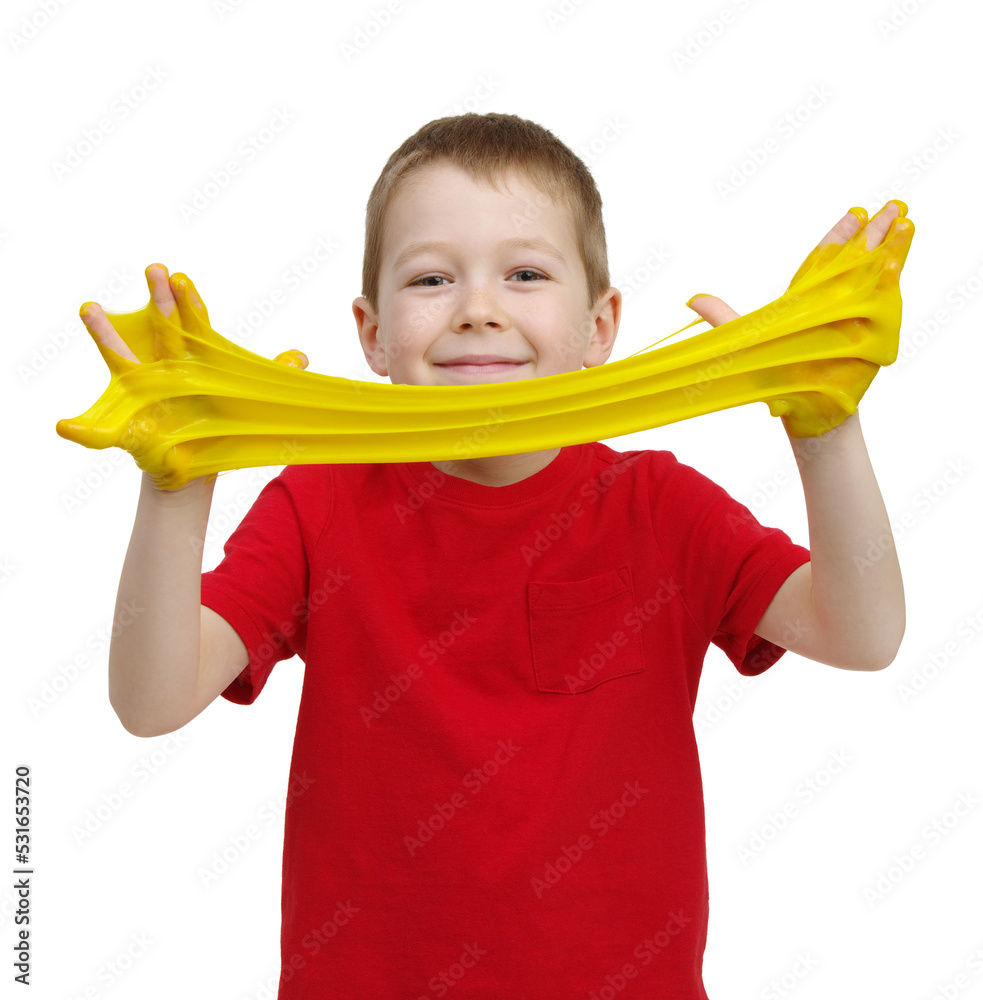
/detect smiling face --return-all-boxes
[352,160,621,387]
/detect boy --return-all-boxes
[86,112,905,997]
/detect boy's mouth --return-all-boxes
[435,355,529,375]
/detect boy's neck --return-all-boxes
[430,447,562,488]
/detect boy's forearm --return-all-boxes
[789,410,905,669]
[108,472,216,736]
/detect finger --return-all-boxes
[818,207,865,247]
[169,271,211,330]
[273,349,309,369]
[686,294,741,328]
[146,263,177,318]
[862,199,906,251]
[79,301,140,363]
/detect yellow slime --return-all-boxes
[56,205,914,490]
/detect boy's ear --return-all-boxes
[352,296,388,377]
[583,286,622,369]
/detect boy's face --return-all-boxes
[352,161,621,386]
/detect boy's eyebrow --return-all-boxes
[391,237,567,271]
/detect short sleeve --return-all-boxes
[200,467,325,704]
[650,454,811,675]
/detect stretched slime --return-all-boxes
[56,205,914,490]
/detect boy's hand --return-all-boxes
[80,264,309,370]
[78,264,201,493]
[81,264,189,364]
[686,200,912,436]
[61,264,309,488]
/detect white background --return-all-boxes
[3,0,981,996]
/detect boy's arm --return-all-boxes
[756,410,905,670]
[109,472,249,737]
[82,265,251,735]
[688,203,906,671]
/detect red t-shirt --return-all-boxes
[200,441,810,998]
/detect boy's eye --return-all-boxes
[409,270,546,287]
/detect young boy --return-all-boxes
[88,112,905,997]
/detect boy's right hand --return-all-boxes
[79,264,213,496]
[81,263,195,366]
[67,264,309,493]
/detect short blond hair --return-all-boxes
[361,112,610,312]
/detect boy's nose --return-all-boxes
[452,288,508,331]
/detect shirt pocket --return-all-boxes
[528,565,645,694]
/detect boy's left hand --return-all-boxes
[686,200,911,436]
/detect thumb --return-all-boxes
[686,294,741,328]
[273,349,309,370]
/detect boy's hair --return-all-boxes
[361,112,610,312]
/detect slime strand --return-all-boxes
[56,205,914,490]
